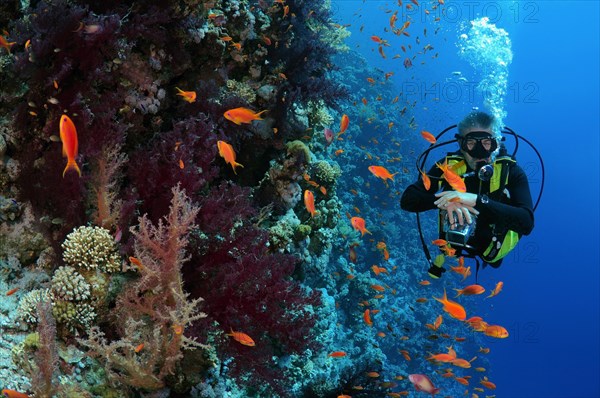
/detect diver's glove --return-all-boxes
[428,263,446,279]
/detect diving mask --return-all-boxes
[457,131,498,159]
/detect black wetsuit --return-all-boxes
[401,153,534,266]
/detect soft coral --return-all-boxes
[185,182,322,394]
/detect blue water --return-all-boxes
[332,1,600,397]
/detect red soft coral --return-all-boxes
[185,182,322,395]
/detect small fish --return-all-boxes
[486,281,503,299]
[421,130,436,144]
[304,190,316,217]
[338,114,349,135]
[436,160,467,192]
[453,284,485,297]
[224,107,267,125]
[421,170,431,190]
[217,140,244,174]
[175,87,196,103]
[323,128,334,146]
[366,371,380,378]
[480,377,497,389]
[368,165,398,183]
[0,34,16,54]
[129,256,143,269]
[433,288,466,320]
[59,114,81,177]
[1,390,30,398]
[351,217,371,236]
[6,287,19,296]
[371,284,386,292]
[408,374,440,396]
[483,325,509,338]
[363,309,373,327]
[328,351,347,358]
[227,329,256,346]
[134,343,144,353]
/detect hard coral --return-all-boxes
[62,226,121,273]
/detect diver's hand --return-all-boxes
[434,191,478,208]
[444,202,478,228]
[434,191,479,229]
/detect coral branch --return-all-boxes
[79,184,208,391]
[89,144,128,230]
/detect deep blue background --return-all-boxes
[332,1,599,397]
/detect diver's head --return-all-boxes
[456,111,501,169]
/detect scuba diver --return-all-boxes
[401,110,538,279]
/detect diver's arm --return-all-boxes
[400,167,442,212]
[474,164,534,235]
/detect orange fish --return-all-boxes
[450,357,474,368]
[453,284,485,297]
[304,190,316,217]
[479,346,490,354]
[363,309,373,327]
[425,314,443,331]
[431,239,447,246]
[427,352,455,363]
[436,160,466,192]
[351,217,371,236]
[480,377,497,389]
[338,114,349,135]
[466,318,489,332]
[223,107,267,125]
[421,170,431,190]
[371,284,386,292]
[420,130,436,144]
[59,114,81,177]
[484,325,509,338]
[6,287,19,296]
[1,390,30,398]
[175,87,196,103]
[217,140,244,174]
[0,35,16,54]
[366,371,380,378]
[129,256,143,269]
[454,377,469,386]
[486,281,504,298]
[227,329,256,346]
[368,165,398,183]
[433,288,466,320]
[328,351,347,358]
[134,343,145,353]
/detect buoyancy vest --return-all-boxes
[438,155,520,265]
